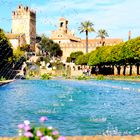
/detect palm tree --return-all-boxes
[79,21,95,53]
[97,29,109,46]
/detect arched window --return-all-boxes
[60,22,64,27]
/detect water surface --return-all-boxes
[0,79,140,136]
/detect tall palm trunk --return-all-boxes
[86,31,88,53]
[101,37,105,46]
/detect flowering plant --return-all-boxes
[18,116,66,140]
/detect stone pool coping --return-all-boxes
[1,136,140,140]
[0,80,15,86]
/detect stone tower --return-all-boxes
[12,5,36,48]
[128,30,131,40]
[59,18,68,33]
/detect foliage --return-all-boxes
[79,21,95,53]
[75,53,90,65]
[13,46,25,62]
[76,75,90,80]
[12,46,26,70]
[0,76,6,81]
[39,34,62,58]
[95,75,105,80]
[79,21,95,34]
[20,44,30,52]
[62,73,67,78]
[18,117,66,140]
[97,29,109,39]
[0,29,14,79]
[88,37,140,67]
[0,29,13,68]
[69,51,83,62]
[97,29,109,46]
[72,36,140,75]
[0,28,26,79]
[66,57,71,63]
[41,73,51,80]
[43,56,50,64]
[52,62,64,70]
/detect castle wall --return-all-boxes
[29,12,36,47]
[6,33,26,49]
[9,39,19,49]
[54,40,71,43]
[12,5,36,48]
[60,43,96,60]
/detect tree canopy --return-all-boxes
[79,21,95,33]
[39,34,62,57]
[69,51,84,62]
[97,29,109,46]
[0,28,13,68]
[75,53,90,65]
[97,29,109,39]
[79,21,95,53]
[75,37,140,67]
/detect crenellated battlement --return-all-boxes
[12,5,36,19]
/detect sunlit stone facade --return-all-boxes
[51,18,123,60]
[12,5,36,48]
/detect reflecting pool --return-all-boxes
[0,80,140,136]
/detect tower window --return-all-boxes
[26,6,29,11]
[60,22,64,27]
[58,35,62,37]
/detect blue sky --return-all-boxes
[0,0,140,41]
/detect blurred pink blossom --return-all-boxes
[24,132,33,137]
[39,116,48,123]
[18,124,24,129]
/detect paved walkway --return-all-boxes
[0,136,140,140]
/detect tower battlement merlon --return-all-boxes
[12,5,36,17]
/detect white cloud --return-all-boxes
[31,0,140,40]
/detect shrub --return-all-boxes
[77,75,89,80]
[0,77,6,81]
[18,117,66,140]
[41,74,51,80]
[96,75,105,80]
[66,57,71,63]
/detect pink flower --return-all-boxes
[24,132,33,138]
[36,130,43,137]
[18,124,24,129]
[24,125,31,132]
[58,136,66,140]
[52,130,59,135]
[39,116,48,123]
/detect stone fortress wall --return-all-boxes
[11,5,36,48]
[60,38,123,60]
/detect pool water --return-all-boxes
[0,79,140,136]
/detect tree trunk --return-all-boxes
[101,37,104,46]
[117,65,121,75]
[86,31,88,53]
[123,65,126,75]
[129,65,132,75]
[136,63,139,75]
